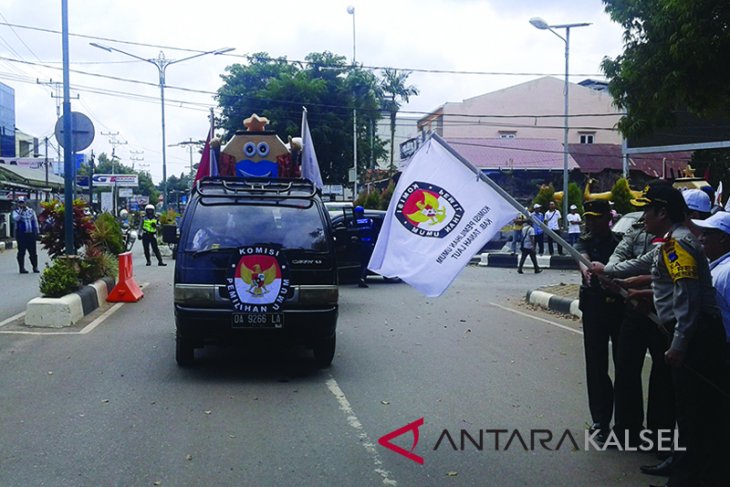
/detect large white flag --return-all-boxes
[301,107,323,190]
[369,136,517,297]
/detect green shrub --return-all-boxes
[159,208,179,225]
[364,189,381,209]
[91,212,125,255]
[91,213,125,255]
[39,258,81,298]
[534,183,556,209]
[611,178,634,215]
[79,246,118,284]
[379,181,395,210]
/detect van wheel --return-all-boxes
[176,330,194,366]
[313,336,336,368]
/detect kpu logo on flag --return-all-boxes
[395,182,464,238]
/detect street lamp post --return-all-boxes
[529,17,590,233]
[90,43,234,209]
[347,5,358,198]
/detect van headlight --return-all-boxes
[297,285,338,305]
[174,284,217,305]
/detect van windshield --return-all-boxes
[184,202,329,252]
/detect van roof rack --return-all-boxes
[194,176,318,199]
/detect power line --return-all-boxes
[0,20,605,78]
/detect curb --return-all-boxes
[525,289,582,319]
[0,240,17,250]
[25,276,116,328]
[476,252,576,270]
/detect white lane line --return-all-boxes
[79,302,125,334]
[0,312,25,328]
[489,302,583,336]
[325,377,397,487]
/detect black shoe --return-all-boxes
[640,456,673,477]
[517,269,523,274]
[535,268,542,274]
[19,269,28,274]
[146,262,152,266]
[358,280,368,288]
[158,262,167,267]
[33,268,40,273]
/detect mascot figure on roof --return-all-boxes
[218,113,301,178]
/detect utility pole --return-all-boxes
[102,131,127,216]
[169,138,205,177]
[130,150,144,171]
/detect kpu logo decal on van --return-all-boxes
[227,245,290,313]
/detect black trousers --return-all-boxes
[668,314,728,487]
[142,233,163,264]
[580,289,624,429]
[518,248,539,271]
[613,308,675,440]
[16,232,38,271]
[534,233,544,255]
[546,233,563,255]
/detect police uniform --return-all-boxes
[605,184,726,486]
[608,224,675,444]
[354,208,375,287]
[140,210,166,266]
[575,201,625,438]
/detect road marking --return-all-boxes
[0,283,148,336]
[325,377,397,487]
[79,302,125,334]
[489,302,583,336]
[0,312,25,328]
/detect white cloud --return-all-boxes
[0,0,625,182]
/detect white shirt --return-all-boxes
[567,212,582,234]
[543,209,561,230]
[521,226,535,250]
[709,251,730,342]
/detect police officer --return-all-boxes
[594,183,726,487]
[608,211,675,455]
[140,204,166,267]
[12,196,39,274]
[353,205,374,288]
[575,199,625,443]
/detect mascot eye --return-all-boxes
[257,142,270,157]
[243,142,257,158]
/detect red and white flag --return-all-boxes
[369,135,517,297]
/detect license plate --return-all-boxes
[232,313,284,329]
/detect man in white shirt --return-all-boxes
[543,201,563,255]
[566,204,583,245]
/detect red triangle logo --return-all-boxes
[378,417,425,464]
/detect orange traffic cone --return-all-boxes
[107,251,143,302]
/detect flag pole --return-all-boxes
[430,133,587,266]
[430,133,661,323]
[208,107,215,177]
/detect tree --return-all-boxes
[380,68,419,171]
[216,52,385,184]
[601,0,730,138]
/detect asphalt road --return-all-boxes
[0,256,657,487]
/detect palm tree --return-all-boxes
[380,68,419,172]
